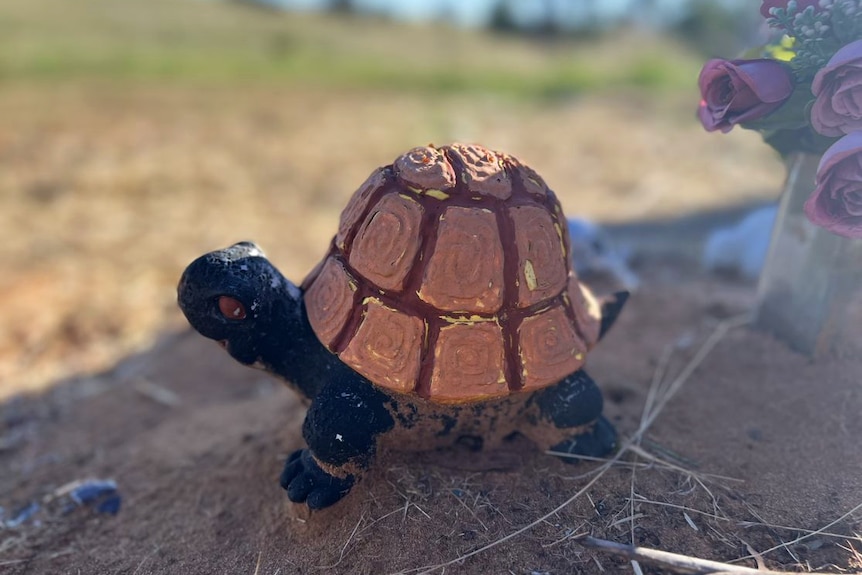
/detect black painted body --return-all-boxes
[178,243,625,509]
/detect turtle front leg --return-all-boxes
[522,369,617,462]
[280,378,395,509]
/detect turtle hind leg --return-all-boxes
[522,369,617,463]
[280,377,395,509]
[548,415,617,462]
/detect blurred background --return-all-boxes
[0,0,784,398]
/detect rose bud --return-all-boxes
[698,58,794,133]
[804,131,862,239]
[811,39,862,137]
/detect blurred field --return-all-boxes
[0,0,700,94]
[0,0,787,398]
[0,89,783,395]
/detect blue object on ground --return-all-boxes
[5,501,40,528]
[70,479,121,515]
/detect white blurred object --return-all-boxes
[567,217,639,290]
[702,205,777,280]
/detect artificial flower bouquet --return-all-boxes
[697,0,862,238]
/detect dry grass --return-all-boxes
[371,315,749,574]
[0,84,783,400]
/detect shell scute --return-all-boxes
[304,258,356,348]
[339,299,424,393]
[510,204,568,307]
[505,154,548,198]
[418,206,504,313]
[518,304,586,391]
[336,169,387,251]
[448,143,512,200]
[349,193,424,292]
[430,321,508,401]
[394,146,456,191]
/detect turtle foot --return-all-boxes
[280,449,355,509]
[549,416,617,464]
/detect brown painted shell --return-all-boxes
[302,144,602,403]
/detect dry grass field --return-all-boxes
[0,83,784,396]
[2,1,861,574]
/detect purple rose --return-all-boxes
[760,0,821,18]
[811,40,862,137]
[804,131,862,238]
[698,59,794,133]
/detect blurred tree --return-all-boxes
[329,0,355,14]
[489,0,519,33]
[620,0,660,29]
[229,0,283,13]
[489,0,606,39]
[536,0,562,36]
[673,0,758,57]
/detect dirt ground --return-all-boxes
[1,86,861,574]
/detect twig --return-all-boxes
[642,343,675,429]
[575,535,824,574]
[450,491,488,532]
[740,539,766,570]
[317,513,364,570]
[132,546,160,575]
[358,506,412,535]
[629,497,728,522]
[253,550,262,575]
[411,502,431,520]
[133,379,182,408]
[737,518,862,543]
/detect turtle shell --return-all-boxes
[302,143,601,403]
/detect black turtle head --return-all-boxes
[177,241,302,366]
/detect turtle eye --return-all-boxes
[217,296,247,320]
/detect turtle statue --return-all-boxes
[178,143,628,509]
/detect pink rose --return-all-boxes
[760,0,821,18]
[698,59,794,133]
[811,40,862,137]
[804,131,862,238]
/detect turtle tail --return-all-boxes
[598,291,629,341]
